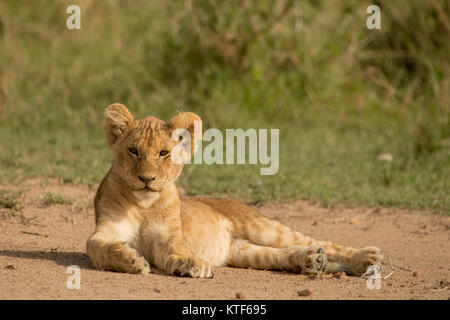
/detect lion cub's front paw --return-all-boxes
[130,256,151,275]
[166,256,214,278]
[349,247,384,276]
[107,242,151,274]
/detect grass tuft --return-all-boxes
[39,192,74,207]
[0,190,23,211]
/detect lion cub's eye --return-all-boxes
[128,147,139,157]
[159,150,169,157]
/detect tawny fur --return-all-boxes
[86,103,384,278]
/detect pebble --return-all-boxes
[235,292,246,299]
[333,272,348,280]
[297,289,313,297]
[4,264,18,270]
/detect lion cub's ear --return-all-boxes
[170,112,202,155]
[104,103,134,146]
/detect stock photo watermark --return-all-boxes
[171,121,280,175]
[66,4,381,31]
[366,5,381,30]
[365,265,382,290]
[66,5,81,30]
[66,265,81,290]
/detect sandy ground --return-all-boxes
[0,180,449,300]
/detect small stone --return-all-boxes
[349,219,357,225]
[5,264,18,270]
[235,292,246,299]
[334,272,348,280]
[312,220,319,226]
[153,288,161,293]
[297,289,313,297]
[377,153,393,162]
[412,270,419,277]
[436,280,450,289]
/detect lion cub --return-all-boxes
[86,103,383,278]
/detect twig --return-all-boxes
[20,230,42,236]
[392,264,413,272]
[347,268,372,284]
[312,262,321,278]
[431,286,448,291]
[360,270,370,279]
[383,256,395,279]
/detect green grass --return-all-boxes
[0,1,449,213]
[0,189,37,224]
[39,192,73,207]
[0,189,23,211]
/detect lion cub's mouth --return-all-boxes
[141,186,159,192]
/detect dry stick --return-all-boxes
[436,287,448,291]
[392,264,413,272]
[348,276,366,284]
[312,262,321,278]
[20,230,42,236]
[347,269,371,284]
[383,256,395,280]
[349,257,392,284]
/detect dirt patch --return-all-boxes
[0,180,449,299]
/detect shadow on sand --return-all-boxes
[0,250,94,270]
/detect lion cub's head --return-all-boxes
[104,103,201,193]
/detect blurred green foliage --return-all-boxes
[0,0,449,213]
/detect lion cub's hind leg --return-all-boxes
[239,214,383,276]
[226,240,327,274]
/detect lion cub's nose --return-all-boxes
[138,175,156,184]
